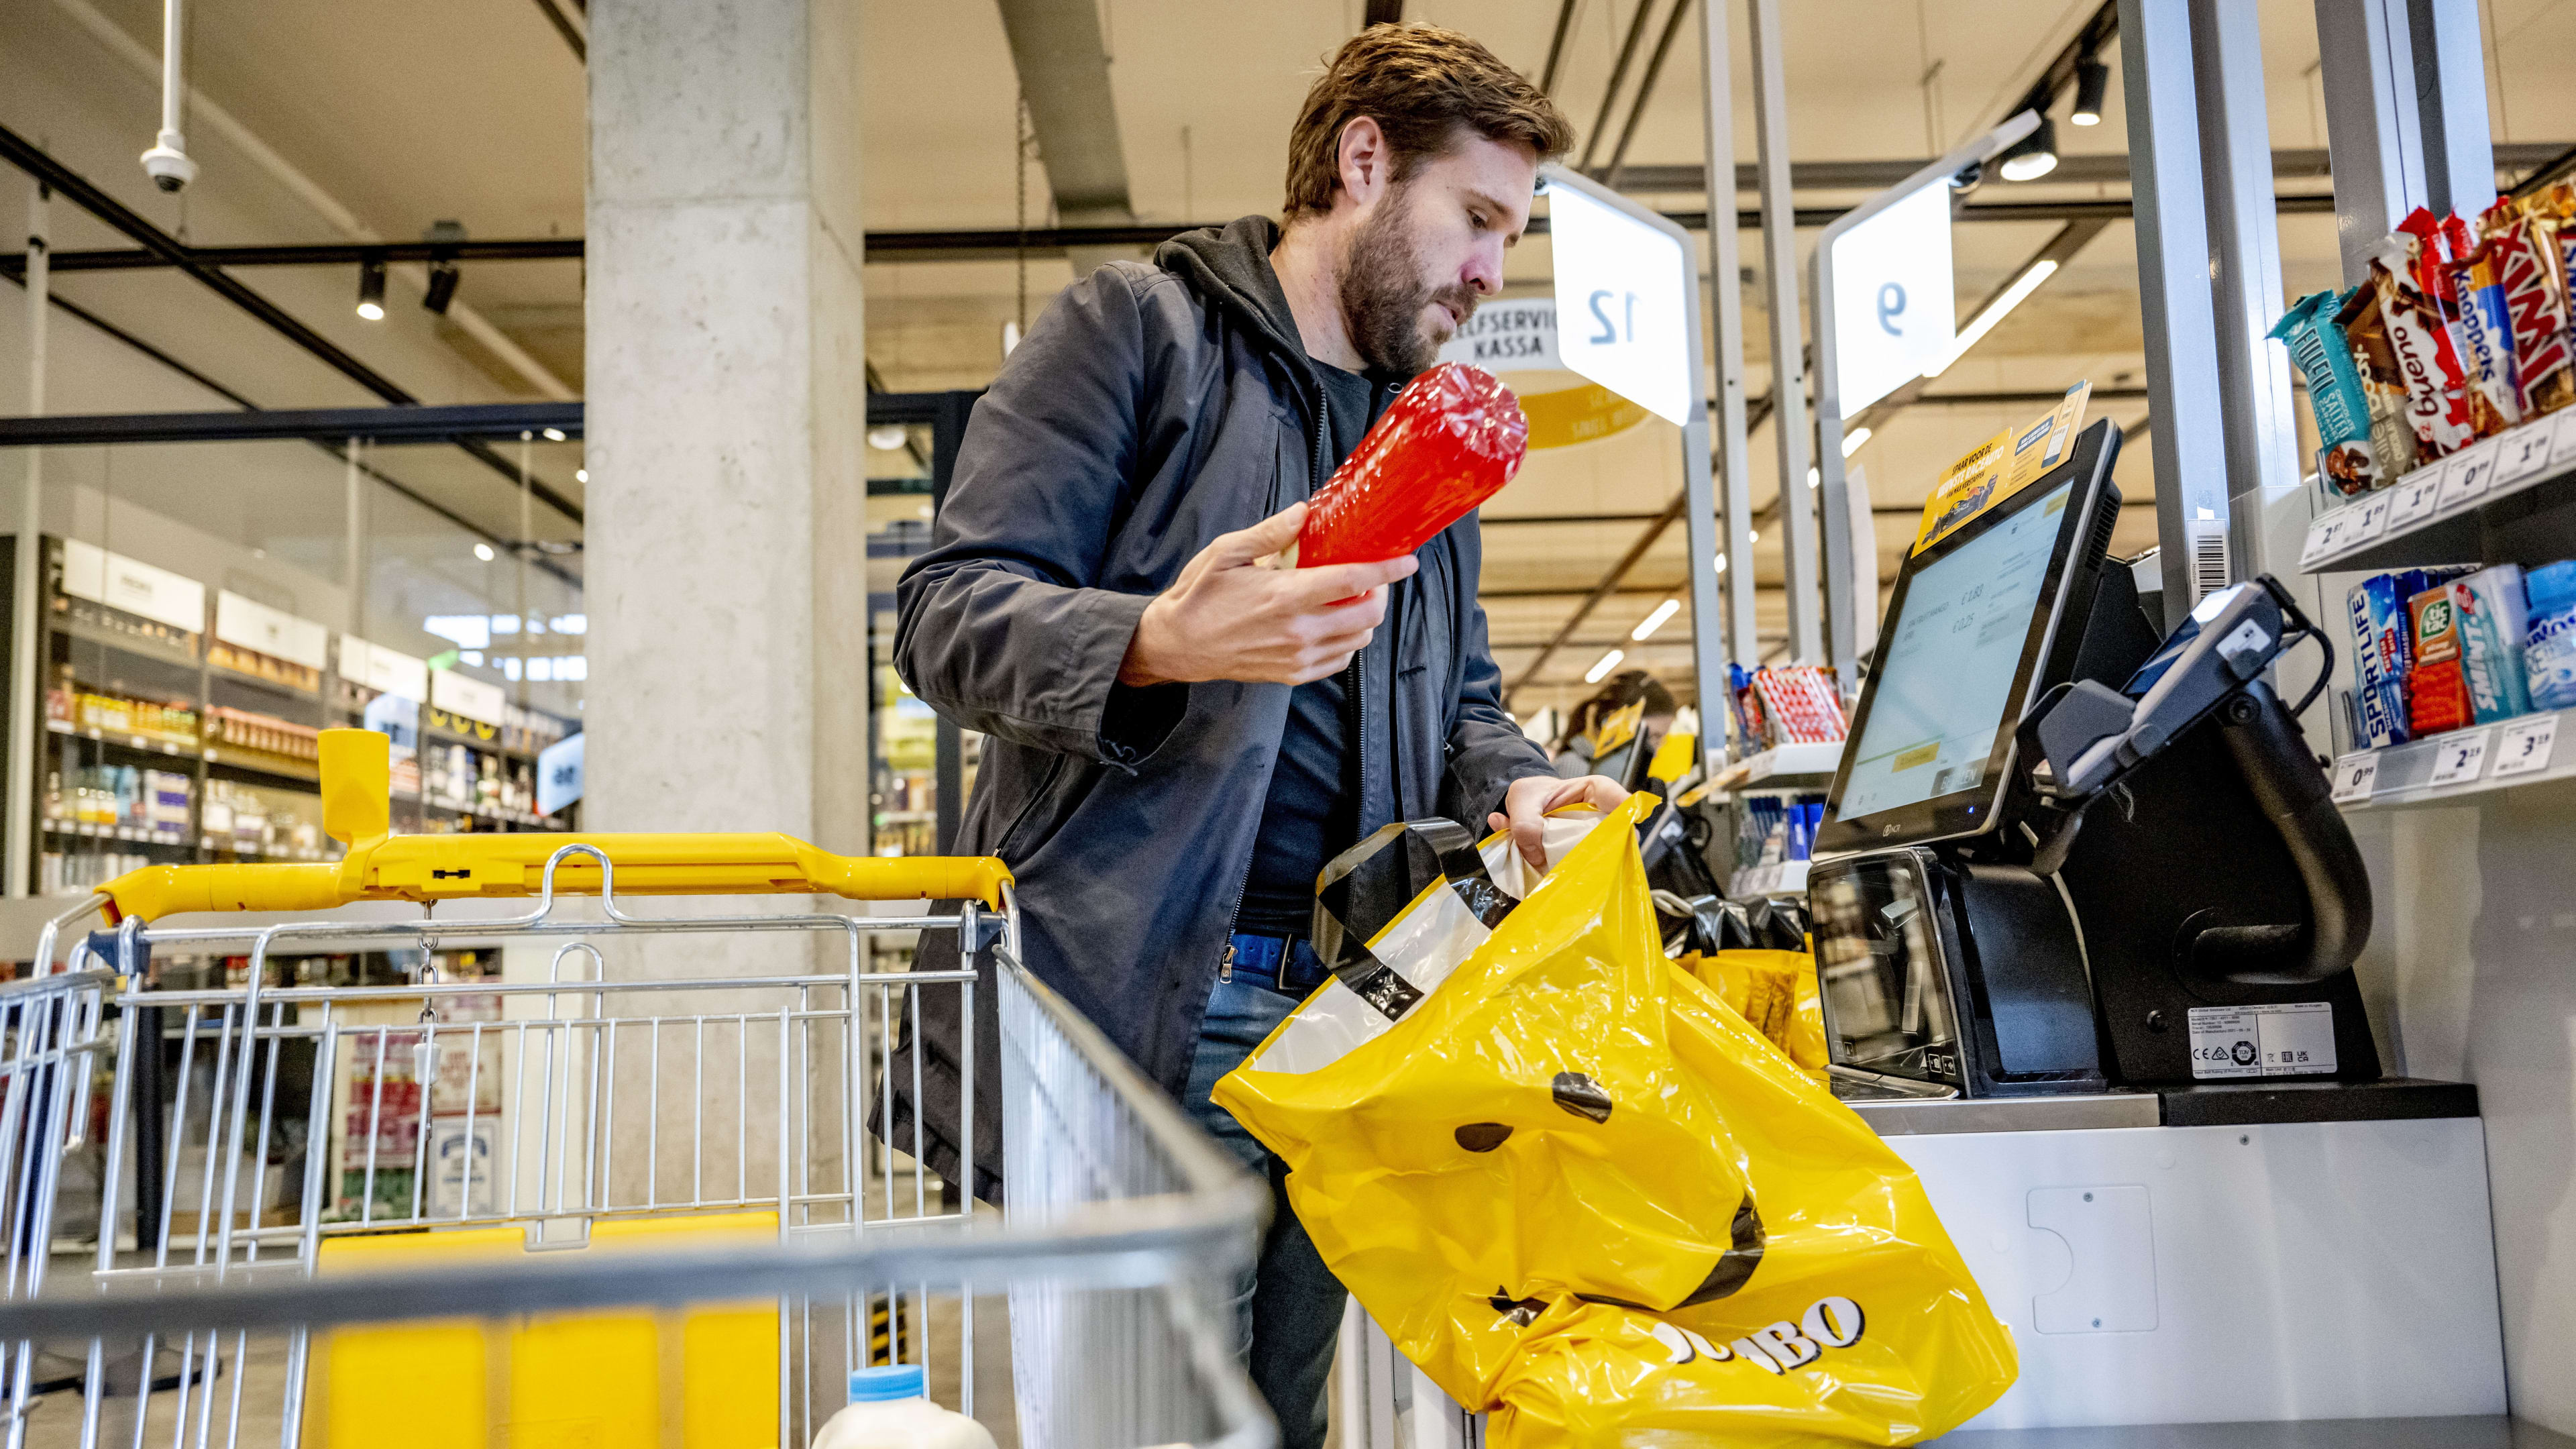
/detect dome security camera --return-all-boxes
[140,133,197,193]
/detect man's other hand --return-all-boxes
[1488,773,1629,873]
[1118,502,1420,688]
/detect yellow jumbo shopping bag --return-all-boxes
[1213,796,2015,1447]
[1683,948,1831,1083]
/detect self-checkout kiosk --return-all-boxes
[1800,423,2508,1430]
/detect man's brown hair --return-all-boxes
[1282,23,1575,222]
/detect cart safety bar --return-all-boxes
[97,729,1010,922]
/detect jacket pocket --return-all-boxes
[991,751,1075,863]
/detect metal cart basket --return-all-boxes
[0,731,1270,1449]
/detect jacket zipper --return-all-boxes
[1214,392,1334,975]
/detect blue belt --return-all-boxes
[1224,932,1332,997]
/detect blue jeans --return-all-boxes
[1184,967,1346,1449]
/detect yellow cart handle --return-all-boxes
[97,731,1010,924]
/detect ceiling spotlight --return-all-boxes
[542,427,567,442]
[1585,649,1626,686]
[867,425,908,451]
[356,259,387,321]
[1806,466,1820,489]
[1714,553,1728,576]
[575,468,588,484]
[1841,426,1872,458]
[423,259,460,314]
[474,542,496,562]
[1631,598,1682,642]
[2071,57,2110,126]
[1998,115,2059,182]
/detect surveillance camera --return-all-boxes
[140,139,197,193]
[1949,159,1985,193]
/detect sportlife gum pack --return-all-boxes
[2347,574,2414,747]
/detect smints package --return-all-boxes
[2272,290,2386,496]
[2455,564,2532,723]
[2523,559,2576,711]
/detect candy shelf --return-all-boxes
[1728,859,1811,898]
[1731,741,1844,787]
[2327,706,2576,810]
[2299,410,2576,575]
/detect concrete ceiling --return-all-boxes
[7,0,2576,714]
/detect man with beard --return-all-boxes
[895,24,1617,1442]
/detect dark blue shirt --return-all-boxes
[1233,356,1393,936]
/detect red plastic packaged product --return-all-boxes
[1291,362,1528,568]
[1748,665,1847,745]
[2443,239,2526,428]
[2407,584,2473,736]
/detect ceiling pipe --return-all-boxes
[136,0,196,192]
[53,0,576,402]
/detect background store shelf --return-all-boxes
[1733,741,1844,786]
[1729,859,1810,898]
[2300,411,2576,574]
[2330,706,2576,810]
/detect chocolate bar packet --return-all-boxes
[2334,279,2423,478]
[2404,208,2514,437]
[2443,239,2527,429]
[2500,188,2576,416]
[2368,231,2478,458]
[2271,290,2385,495]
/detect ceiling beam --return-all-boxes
[1599,142,2575,195]
[994,0,1142,272]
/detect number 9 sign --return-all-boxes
[1877,282,1906,337]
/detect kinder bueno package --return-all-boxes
[2273,289,2387,495]
[2369,226,2479,458]
[2478,197,2576,418]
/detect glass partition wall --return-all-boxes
[1,422,586,899]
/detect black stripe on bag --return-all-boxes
[1578,1192,1768,1313]
[1313,818,1517,1022]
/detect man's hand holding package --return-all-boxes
[1491,773,1629,871]
[1118,502,1419,688]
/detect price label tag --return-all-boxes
[2300,508,2349,567]
[2551,408,2576,467]
[2428,729,2493,787]
[2490,714,2559,780]
[2328,752,2379,804]
[2387,468,2447,530]
[2439,441,2500,508]
[2496,421,2557,486]
[2348,492,2392,543]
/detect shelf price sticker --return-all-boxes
[2438,440,2500,510]
[2490,714,2559,780]
[2328,751,2379,804]
[2427,728,2492,787]
[2387,468,2449,531]
[2300,508,2352,568]
[2552,407,2576,468]
[2496,420,2557,487]
[2348,492,2393,544]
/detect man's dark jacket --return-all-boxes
[890,217,1550,1199]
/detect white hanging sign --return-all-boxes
[1823,180,1957,414]
[60,539,206,634]
[338,635,430,700]
[215,590,330,671]
[1548,182,1693,426]
[431,667,507,727]
[537,731,584,816]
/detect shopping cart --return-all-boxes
[0,730,1270,1449]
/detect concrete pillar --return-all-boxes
[586,0,869,853]
[582,0,872,1228]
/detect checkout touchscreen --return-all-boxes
[1835,481,2073,822]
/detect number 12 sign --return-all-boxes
[1548,180,1693,427]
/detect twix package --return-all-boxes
[2483,193,2576,417]
[2367,225,2479,458]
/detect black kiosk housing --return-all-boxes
[1806,421,2381,1102]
